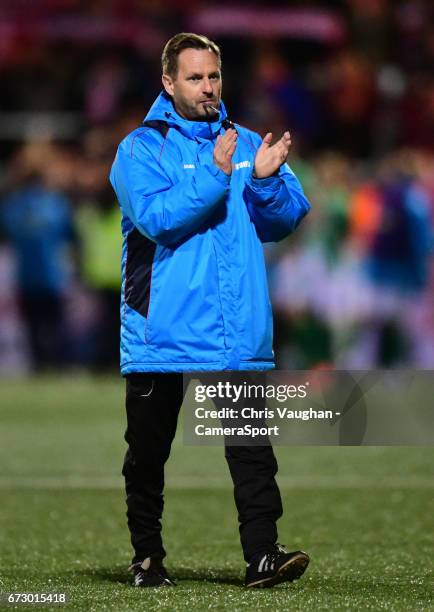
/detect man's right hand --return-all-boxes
[213,128,237,175]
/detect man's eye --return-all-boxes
[189,76,200,81]
[210,75,220,80]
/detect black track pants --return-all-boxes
[122,372,283,563]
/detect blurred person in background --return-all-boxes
[75,126,123,370]
[270,152,353,368]
[321,50,377,157]
[110,32,311,589]
[0,142,77,371]
[354,149,433,366]
[242,43,320,154]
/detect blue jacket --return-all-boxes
[110,92,310,373]
[0,184,75,295]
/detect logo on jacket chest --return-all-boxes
[233,160,251,171]
[182,160,251,170]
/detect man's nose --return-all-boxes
[202,78,213,95]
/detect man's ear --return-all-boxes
[162,74,174,96]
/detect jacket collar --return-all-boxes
[144,91,228,141]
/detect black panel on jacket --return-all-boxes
[125,228,156,318]
[142,120,170,138]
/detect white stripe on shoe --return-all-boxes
[258,555,268,573]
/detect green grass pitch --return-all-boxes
[0,375,433,611]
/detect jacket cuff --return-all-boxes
[249,174,281,188]
[205,164,231,188]
[246,173,282,205]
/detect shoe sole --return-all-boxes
[134,578,175,588]
[246,551,310,588]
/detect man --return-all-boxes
[110,33,311,589]
[1,143,76,371]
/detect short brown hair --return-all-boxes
[162,32,221,78]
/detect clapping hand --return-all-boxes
[213,128,237,175]
[253,131,292,179]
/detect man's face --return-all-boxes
[162,48,222,121]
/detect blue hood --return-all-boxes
[144,91,228,140]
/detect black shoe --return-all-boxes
[245,544,310,588]
[129,558,176,587]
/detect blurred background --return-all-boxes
[1,4,433,605]
[0,0,433,375]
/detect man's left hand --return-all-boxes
[253,131,292,179]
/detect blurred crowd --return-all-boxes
[0,0,433,374]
